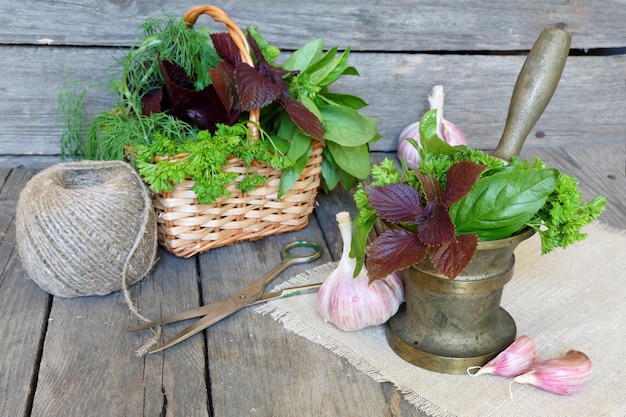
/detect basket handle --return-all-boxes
[183,5,261,139]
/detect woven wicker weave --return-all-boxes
[152,6,323,257]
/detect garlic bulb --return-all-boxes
[317,211,404,331]
[511,350,592,395]
[397,85,467,169]
[469,335,538,377]
[428,85,467,147]
[396,121,421,169]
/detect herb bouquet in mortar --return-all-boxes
[59,5,379,257]
[350,28,605,374]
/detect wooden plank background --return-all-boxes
[1,0,625,167]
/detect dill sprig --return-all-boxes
[58,14,220,161]
[57,77,90,160]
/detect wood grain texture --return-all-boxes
[0,142,623,416]
[2,45,625,163]
[29,248,210,417]
[2,0,625,50]
[197,226,405,416]
[0,169,50,417]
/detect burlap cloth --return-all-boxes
[255,223,625,417]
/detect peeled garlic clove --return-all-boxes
[511,350,592,395]
[317,212,404,331]
[471,335,538,377]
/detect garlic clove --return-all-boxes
[397,122,421,169]
[428,85,467,147]
[441,119,467,147]
[470,335,538,377]
[397,85,467,169]
[511,350,592,395]
[317,212,405,331]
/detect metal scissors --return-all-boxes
[126,240,323,353]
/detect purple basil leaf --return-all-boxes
[416,200,456,245]
[429,233,478,280]
[180,87,239,131]
[245,33,292,77]
[366,229,427,282]
[160,60,194,90]
[159,59,240,131]
[208,62,239,112]
[141,88,163,116]
[159,60,197,111]
[234,63,283,110]
[246,33,267,65]
[415,171,444,203]
[210,32,243,66]
[279,96,325,143]
[444,161,487,206]
[366,183,424,223]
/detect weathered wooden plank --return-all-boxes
[0,169,51,417]
[0,138,623,417]
[2,44,625,163]
[30,248,210,417]
[197,222,402,416]
[2,0,625,50]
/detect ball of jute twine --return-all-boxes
[16,160,162,354]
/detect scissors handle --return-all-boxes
[273,240,323,277]
[232,240,323,307]
[281,240,324,263]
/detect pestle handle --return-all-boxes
[491,27,571,162]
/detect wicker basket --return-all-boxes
[151,6,323,257]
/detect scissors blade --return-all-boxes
[250,282,322,305]
[125,298,235,332]
[148,296,244,353]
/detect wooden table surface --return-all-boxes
[1,1,625,416]
[1,145,624,417]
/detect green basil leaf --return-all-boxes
[317,48,352,86]
[319,92,368,109]
[320,105,377,146]
[267,133,290,154]
[418,109,461,158]
[449,168,559,240]
[340,66,359,76]
[283,39,324,71]
[278,144,312,197]
[338,168,358,190]
[327,141,371,179]
[277,113,313,161]
[350,213,377,277]
[297,94,323,121]
[419,109,438,143]
[321,149,341,191]
[307,47,341,85]
[287,130,312,161]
